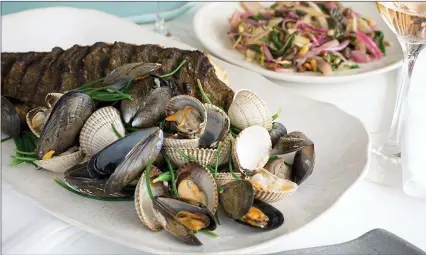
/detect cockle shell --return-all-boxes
[164,133,233,167]
[227,90,273,130]
[79,106,126,156]
[45,93,63,108]
[34,148,84,173]
[135,167,168,232]
[165,95,207,138]
[163,134,200,149]
[26,107,48,138]
[233,125,272,175]
[216,172,243,187]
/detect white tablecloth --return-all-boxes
[2,3,426,254]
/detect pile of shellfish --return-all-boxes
[1,62,315,246]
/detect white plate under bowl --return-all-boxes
[193,2,403,83]
[2,7,370,255]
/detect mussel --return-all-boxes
[269,122,287,147]
[152,196,216,245]
[270,131,315,185]
[176,163,218,213]
[103,62,162,89]
[36,91,95,159]
[64,127,163,197]
[199,104,230,148]
[1,96,21,137]
[219,180,284,230]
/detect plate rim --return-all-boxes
[1,6,372,254]
[193,2,403,84]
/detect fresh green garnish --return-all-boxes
[269,30,282,50]
[284,161,293,168]
[199,229,220,238]
[162,151,178,197]
[159,59,187,78]
[295,10,307,16]
[176,149,216,173]
[374,31,386,55]
[1,136,13,143]
[197,79,212,104]
[279,33,296,55]
[10,131,38,167]
[248,12,266,21]
[228,151,241,180]
[248,44,261,53]
[350,64,360,69]
[272,108,282,121]
[213,142,222,179]
[111,124,123,139]
[153,172,172,183]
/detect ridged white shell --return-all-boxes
[135,168,168,232]
[233,125,271,174]
[165,95,207,138]
[45,93,63,108]
[176,163,219,214]
[163,135,200,149]
[227,90,273,130]
[26,107,48,138]
[164,133,233,167]
[216,172,243,187]
[79,107,125,156]
[200,104,230,148]
[34,150,84,173]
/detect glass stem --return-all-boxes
[380,42,425,157]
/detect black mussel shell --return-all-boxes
[236,199,284,231]
[103,62,162,89]
[219,180,254,219]
[271,132,315,185]
[151,74,180,97]
[64,163,135,198]
[269,122,287,147]
[199,105,229,148]
[1,96,21,137]
[152,197,203,246]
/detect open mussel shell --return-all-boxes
[236,199,284,230]
[1,96,21,137]
[176,163,218,214]
[269,122,287,147]
[227,90,273,131]
[35,148,84,173]
[103,62,162,89]
[165,95,207,138]
[152,196,216,246]
[36,91,95,159]
[79,106,126,156]
[219,180,254,219]
[233,125,271,175]
[135,166,169,232]
[89,127,164,194]
[199,104,230,148]
[63,162,136,198]
[26,107,49,138]
[271,131,315,185]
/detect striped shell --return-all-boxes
[216,172,243,187]
[163,135,200,149]
[176,163,219,214]
[26,107,48,138]
[79,107,125,157]
[165,95,207,138]
[227,90,273,130]
[163,133,233,167]
[34,149,84,173]
[135,167,168,232]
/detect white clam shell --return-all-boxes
[79,106,125,156]
[26,107,48,138]
[163,135,200,149]
[216,172,243,187]
[135,168,168,232]
[233,125,271,174]
[227,89,273,130]
[34,150,84,173]
[45,93,63,108]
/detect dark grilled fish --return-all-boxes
[1,42,234,110]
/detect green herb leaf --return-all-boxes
[111,124,123,139]
[1,136,13,143]
[248,44,261,53]
[284,161,293,168]
[279,33,297,55]
[272,108,282,121]
[162,151,178,197]
[374,31,386,55]
[197,79,212,104]
[295,10,307,17]
[350,64,360,69]
[228,151,241,180]
[269,30,283,50]
[153,172,172,183]
[145,159,154,200]
[199,229,220,238]
[327,7,345,40]
[159,59,187,78]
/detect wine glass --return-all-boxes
[154,2,170,36]
[368,2,426,186]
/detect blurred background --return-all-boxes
[1,1,193,24]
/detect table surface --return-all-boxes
[2,3,426,254]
